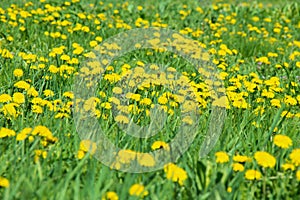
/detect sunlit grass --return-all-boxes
[0,0,300,199]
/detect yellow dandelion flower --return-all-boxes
[182,116,194,125]
[273,134,292,149]
[112,87,123,94]
[77,150,85,159]
[297,171,300,181]
[254,151,276,168]
[0,94,12,103]
[32,105,43,114]
[116,149,137,164]
[27,86,39,97]
[102,191,119,200]
[245,169,261,180]
[90,40,98,47]
[227,187,232,193]
[137,153,155,167]
[282,163,295,171]
[129,183,148,197]
[164,163,188,185]
[79,140,97,154]
[14,80,30,90]
[0,127,16,138]
[115,115,129,124]
[2,103,19,118]
[151,141,170,151]
[43,89,54,97]
[0,177,9,188]
[232,163,245,172]
[13,92,25,104]
[233,155,252,163]
[63,91,74,99]
[13,68,24,78]
[49,65,59,73]
[16,127,32,141]
[290,148,300,166]
[158,96,168,105]
[215,151,229,163]
[32,125,52,138]
[140,98,152,105]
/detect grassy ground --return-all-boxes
[0,0,300,199]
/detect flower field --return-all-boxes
[0,0,300,199]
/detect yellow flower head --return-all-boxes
[245,169,261,180]
[254,151,276,168]
[273,134,292,149]
[13,92,25,104]
[0,94,12,103]
[0,127,16,138]
[164,163,188,185]
[14,80,30,90]
[102,191,119,200]
[13,68,24,78]
[215,151,229,163]
[233,155,252,163]
[129,183,148,197]
[232,163,245,172]
[290,148,300,166]
[151,141,170,151]
[282,163,295,171]
[297,170,300,181]
[0,177,9,188]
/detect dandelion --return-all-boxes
[63,91,74,99]
[0,177,9,188]
[232,163,245,172]
[140,98,152,105]
[49,65,59,73]
[90,40,98,47]
[115,115,129,124]
[32,105,43,113]
[0,127,16,138]
[227,187,232,193]
[13,68,23,77]
[151,141,170,151]
[296,171,300,181]
[32,125,55,140]
[137,153,155,167]
[13,92,25,104]
[2,103,19,118]
[0,94,12,103]
[158,96,168,105]
[182,116,194,125]
[16,127,32,141]
[233,155,251,163]
[273,134,292,149]
[254,151,276,168]
[289,148,300,166]
[34,150,47,163]
[245,169,261,180]
[77,150,85,159]
[116,149,137,164]
[43,89,54,97]
[129,183,148,197]
[164,163,188,185]
[14,80,30,90]
[102,191,119,200]
[77,140,97,159]
[215,151,229,163]
[112,87,122,94]
[282,163,295,171]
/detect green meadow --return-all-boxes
[0,0,300,199]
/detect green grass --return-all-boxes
[0,0,300,199]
